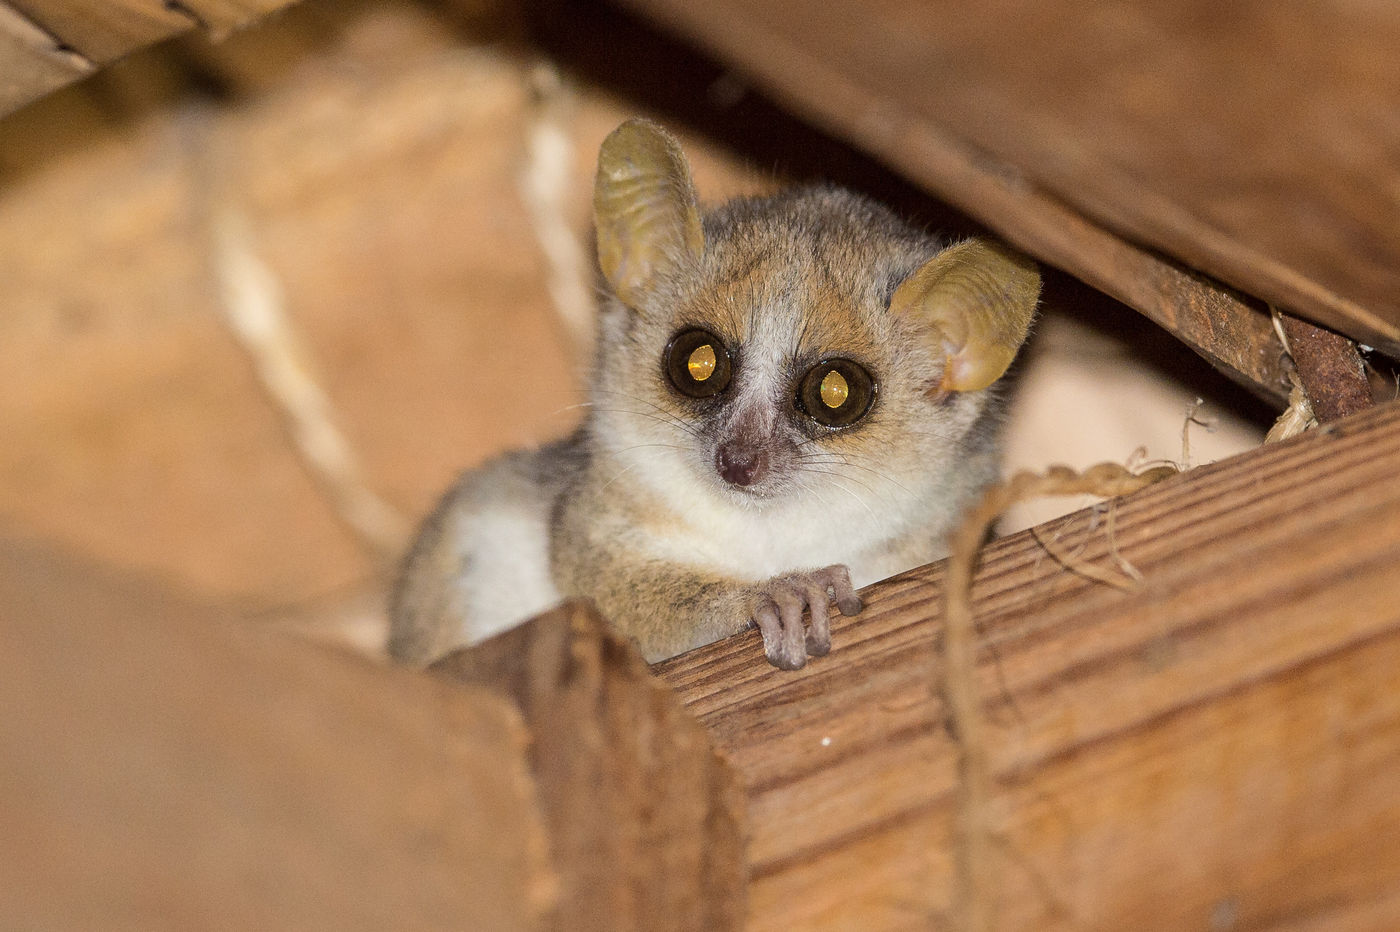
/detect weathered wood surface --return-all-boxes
[0,534,554,931]
[432,602,747,932]
[1280,312,1375,423]
[0,0,298,116]
[621,0,1400,376]
[0,540,745,930]
[0,539,741,931]
[657,400,1400,930]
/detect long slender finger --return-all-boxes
[753,602,780,645]
[823,565,863,616]
[756,596,800,668]
[803,581,832,656]
[754,601,797,668]
[771,586,809,670]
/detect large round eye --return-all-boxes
[664,328,732,398]
[798,358,876,428]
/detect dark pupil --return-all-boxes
[665,328,731,398]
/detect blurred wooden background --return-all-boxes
[3,1,1399,929]
[0,0,1278,651]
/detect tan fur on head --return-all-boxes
[391,119,1043,670]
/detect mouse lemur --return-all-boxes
[390,118,1039,670]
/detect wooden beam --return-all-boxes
[0,0,302,117]
[1279,312,1375,423]
[6,0,192,63]
[657,400,1400,929]
[431,602,747,932]
[0,535,554,930]
[0,540,744,930]
[0,3,94,115]
[619,0,1400,389]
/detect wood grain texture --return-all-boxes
[0,0,300,116]
[657,400,1400,929]
[621,0,1400,367]
[0,535,554,931]
[432,602,747,932]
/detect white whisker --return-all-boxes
[826,477,879,523]
[598,445,680,494]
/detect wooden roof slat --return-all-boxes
[621,0,1400,363]
[6,0,192,63]
[166,0,299,34]
[658,400,1400,928]
[0,542,745,930]
[431,603,747,931]
[0,0,300,117]
[0,2,93,114]
[0,536,553,930]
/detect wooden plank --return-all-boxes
[0,0,300,117]
[6,0,191,62]
[0,2,93,114]
[619,0,1400,364]
[431,602,747,932]
[657,400,1400,929]
[0,535,554,931]
[164,0,300,35]
[0,537,745,930]
[1280,312,1374,422]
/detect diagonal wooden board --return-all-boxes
[657,400,1400,929]
[0,0,298,116]
[620,0,1400,385]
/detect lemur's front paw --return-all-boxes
[752,564,864,670]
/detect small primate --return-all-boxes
[390,119,1039,670]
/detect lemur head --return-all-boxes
[589,119,1039,516]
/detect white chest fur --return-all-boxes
[612,446,950,589]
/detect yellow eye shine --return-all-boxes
[819,369,849,409]
[687,343,717,382]
[798,358,875,428]
[665,328,731,398]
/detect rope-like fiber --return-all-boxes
[943,462,1178,931]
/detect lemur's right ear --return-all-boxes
[594,119,704,309]
[890,239,1041,394]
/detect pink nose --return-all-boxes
[716,442,767,487]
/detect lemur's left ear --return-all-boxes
[593,119,704,310]
[890,239,1040,393]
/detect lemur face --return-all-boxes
[591,121,1038,516]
